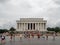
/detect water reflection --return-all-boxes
[0,36,60,45]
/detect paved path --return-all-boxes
[0,36,60,45]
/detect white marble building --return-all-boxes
[16,18,47,32]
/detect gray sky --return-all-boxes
[0,0,60,29]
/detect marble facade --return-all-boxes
[16,18,47,32]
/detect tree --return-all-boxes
[47,27,60,33]
[47,27,54,31]
[9,27,16,35]
[0,29,8,34]
[10,27,16,32]
[54,27,60,33]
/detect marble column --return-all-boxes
[39,23,40,31]
[25,23,28,30]
[38,23,39,31]
[43,23,44,31]
[24,23,25,31]
[35,23,36,30]
[32,23,33,30]
[17,23,19,29]
[19,23,20,29]
[44,23,46,29]
[39,23,41,31]
[40,23,42,31]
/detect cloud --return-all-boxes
[0,0,8,2]
[53,0,60,5]
[0,0,60,28]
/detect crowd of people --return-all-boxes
[0,32,56,44]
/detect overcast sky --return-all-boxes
[0,0,60,29]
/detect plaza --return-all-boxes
[0,36,60,45]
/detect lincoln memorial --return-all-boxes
[16,18,47,32]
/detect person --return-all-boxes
[13,34,15,41]
[46,34,48,40]
[37,33,40,39]
[10,34,13,41]
[42,34,45,39]
[53,32,56,40]
[28,33,30,38]
[31,33,34,38]
[20,34,23,40]
[1,35,5,44]
[24,32,26,38]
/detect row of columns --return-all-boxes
[17,23,46,31]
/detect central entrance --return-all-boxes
[28,23,35,30]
